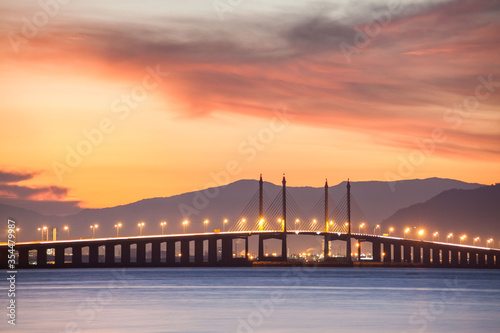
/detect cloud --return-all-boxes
[2,0,499,161]
[0,170,37,183]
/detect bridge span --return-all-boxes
[3,175,498,269]
[1,231,499,269]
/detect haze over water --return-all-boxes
[11,268,500,332]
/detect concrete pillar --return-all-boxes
[258,236,264,260]
[122,243,130,265]
[404,245,411,263]
[136,242,146,265]
[89,245,99,266]
[37,247,47,267]
[470,251,478,266]
[432,247,440,265]
[323,235,330,260]
[495,253,500,269]
[383,243,391,263]
[55,246,65,267]
[19,248,29,268]
[450,250,459,266]
[208,238,217,264]
[442,248,449,266]
[414,246,421,264]
[0,247,6,269]
[106,244,115,266]
[167,241,175,264]
[393,243,402,263]
[222,237,233,265]
[422,246,431,265]
[245,236,249,259]
[152,241,161,265]
[181,240,190,265]
[195,239,204,264]
[372,241,381,262]
[459,250,468,267]
[73,246,82,266]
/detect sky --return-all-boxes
[0,0,499,215]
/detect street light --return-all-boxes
[115,223,122,237]
[138,222,145,236]
[447,233,453,243]
[432,231,439,241]
[295,218,299,230]
[404,227,410,239]
[182,220,188,233]
[160,221,167,234]
[359,223,365,234]
[90,224,98,238]
[38,227,43,241]
[15,228,20,242]
[418,229,424,240]
[43,226,48,241]
[487,238,493,247]
[374,225,380,235]
[389,227,394,236]
[204,219,209,233]
[473,237,480,246]
[64,226,69,239]
[223,219,228,232]
[460,234,467,244]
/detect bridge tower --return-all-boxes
[259,174,263,231]
[323,179,330,260]
[282,174,287,258]
[346,179,352,262]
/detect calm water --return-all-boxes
[4,267,500,332]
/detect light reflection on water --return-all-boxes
[8,268,500,333]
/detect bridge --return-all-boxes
[1,175,499,269]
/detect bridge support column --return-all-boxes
[383,243,391,263]
[432,247,440,265]
[106,244,115,266]
[414,246,421,264]
[136,242,146,265]
[73,246,82,267]
[222,237,233,265]
[495,253,500,269]
[181,240,190,265]
[195,239,204,265]
[18,248,29,268]
[89,245,99,266]
[470,251,478,267]
[393,243,402,263]
[258,235,264,260]
[324,235,331,261]
[208,238,217,264]
[37,247,47,267]
[442,248,449,266]
[245,236,249,259]
[403,244,411,263]
[372,240,381,262]
[152,241,161,265]
[478,252,486,267]
[55,246,65,267]
[122,243,130,265]
[451,250,459,266]
[460,250,468,267]
[422,245,431,265]
[166,241,175,265]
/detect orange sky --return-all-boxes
[1,0,499,214]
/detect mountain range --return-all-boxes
[3,177,497,251]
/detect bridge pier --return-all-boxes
[55,245,65,267]
[403,244,411,263]
[18,248,29,268]
[152,241,161,265]
[372,240,381,262]
[89,244,99,266]
[106,243,115,266]
[432,247,440,265]
[393,243,402,263]
[37,247,47,267]
[208,238,217,264]
[181,240,190,265]
[195,239,204,265]
[222,237,232,265]
[423,245,431,265]
[166,241,175,264]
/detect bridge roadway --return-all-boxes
[1,231,499,269]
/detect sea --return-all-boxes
[4,267,500,332]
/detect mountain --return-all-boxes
[382,184,500,244]
[0,178,483,248]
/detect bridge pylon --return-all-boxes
[346,179,352,262]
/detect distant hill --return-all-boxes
[0,178,483,248]
[382,184,500,243]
